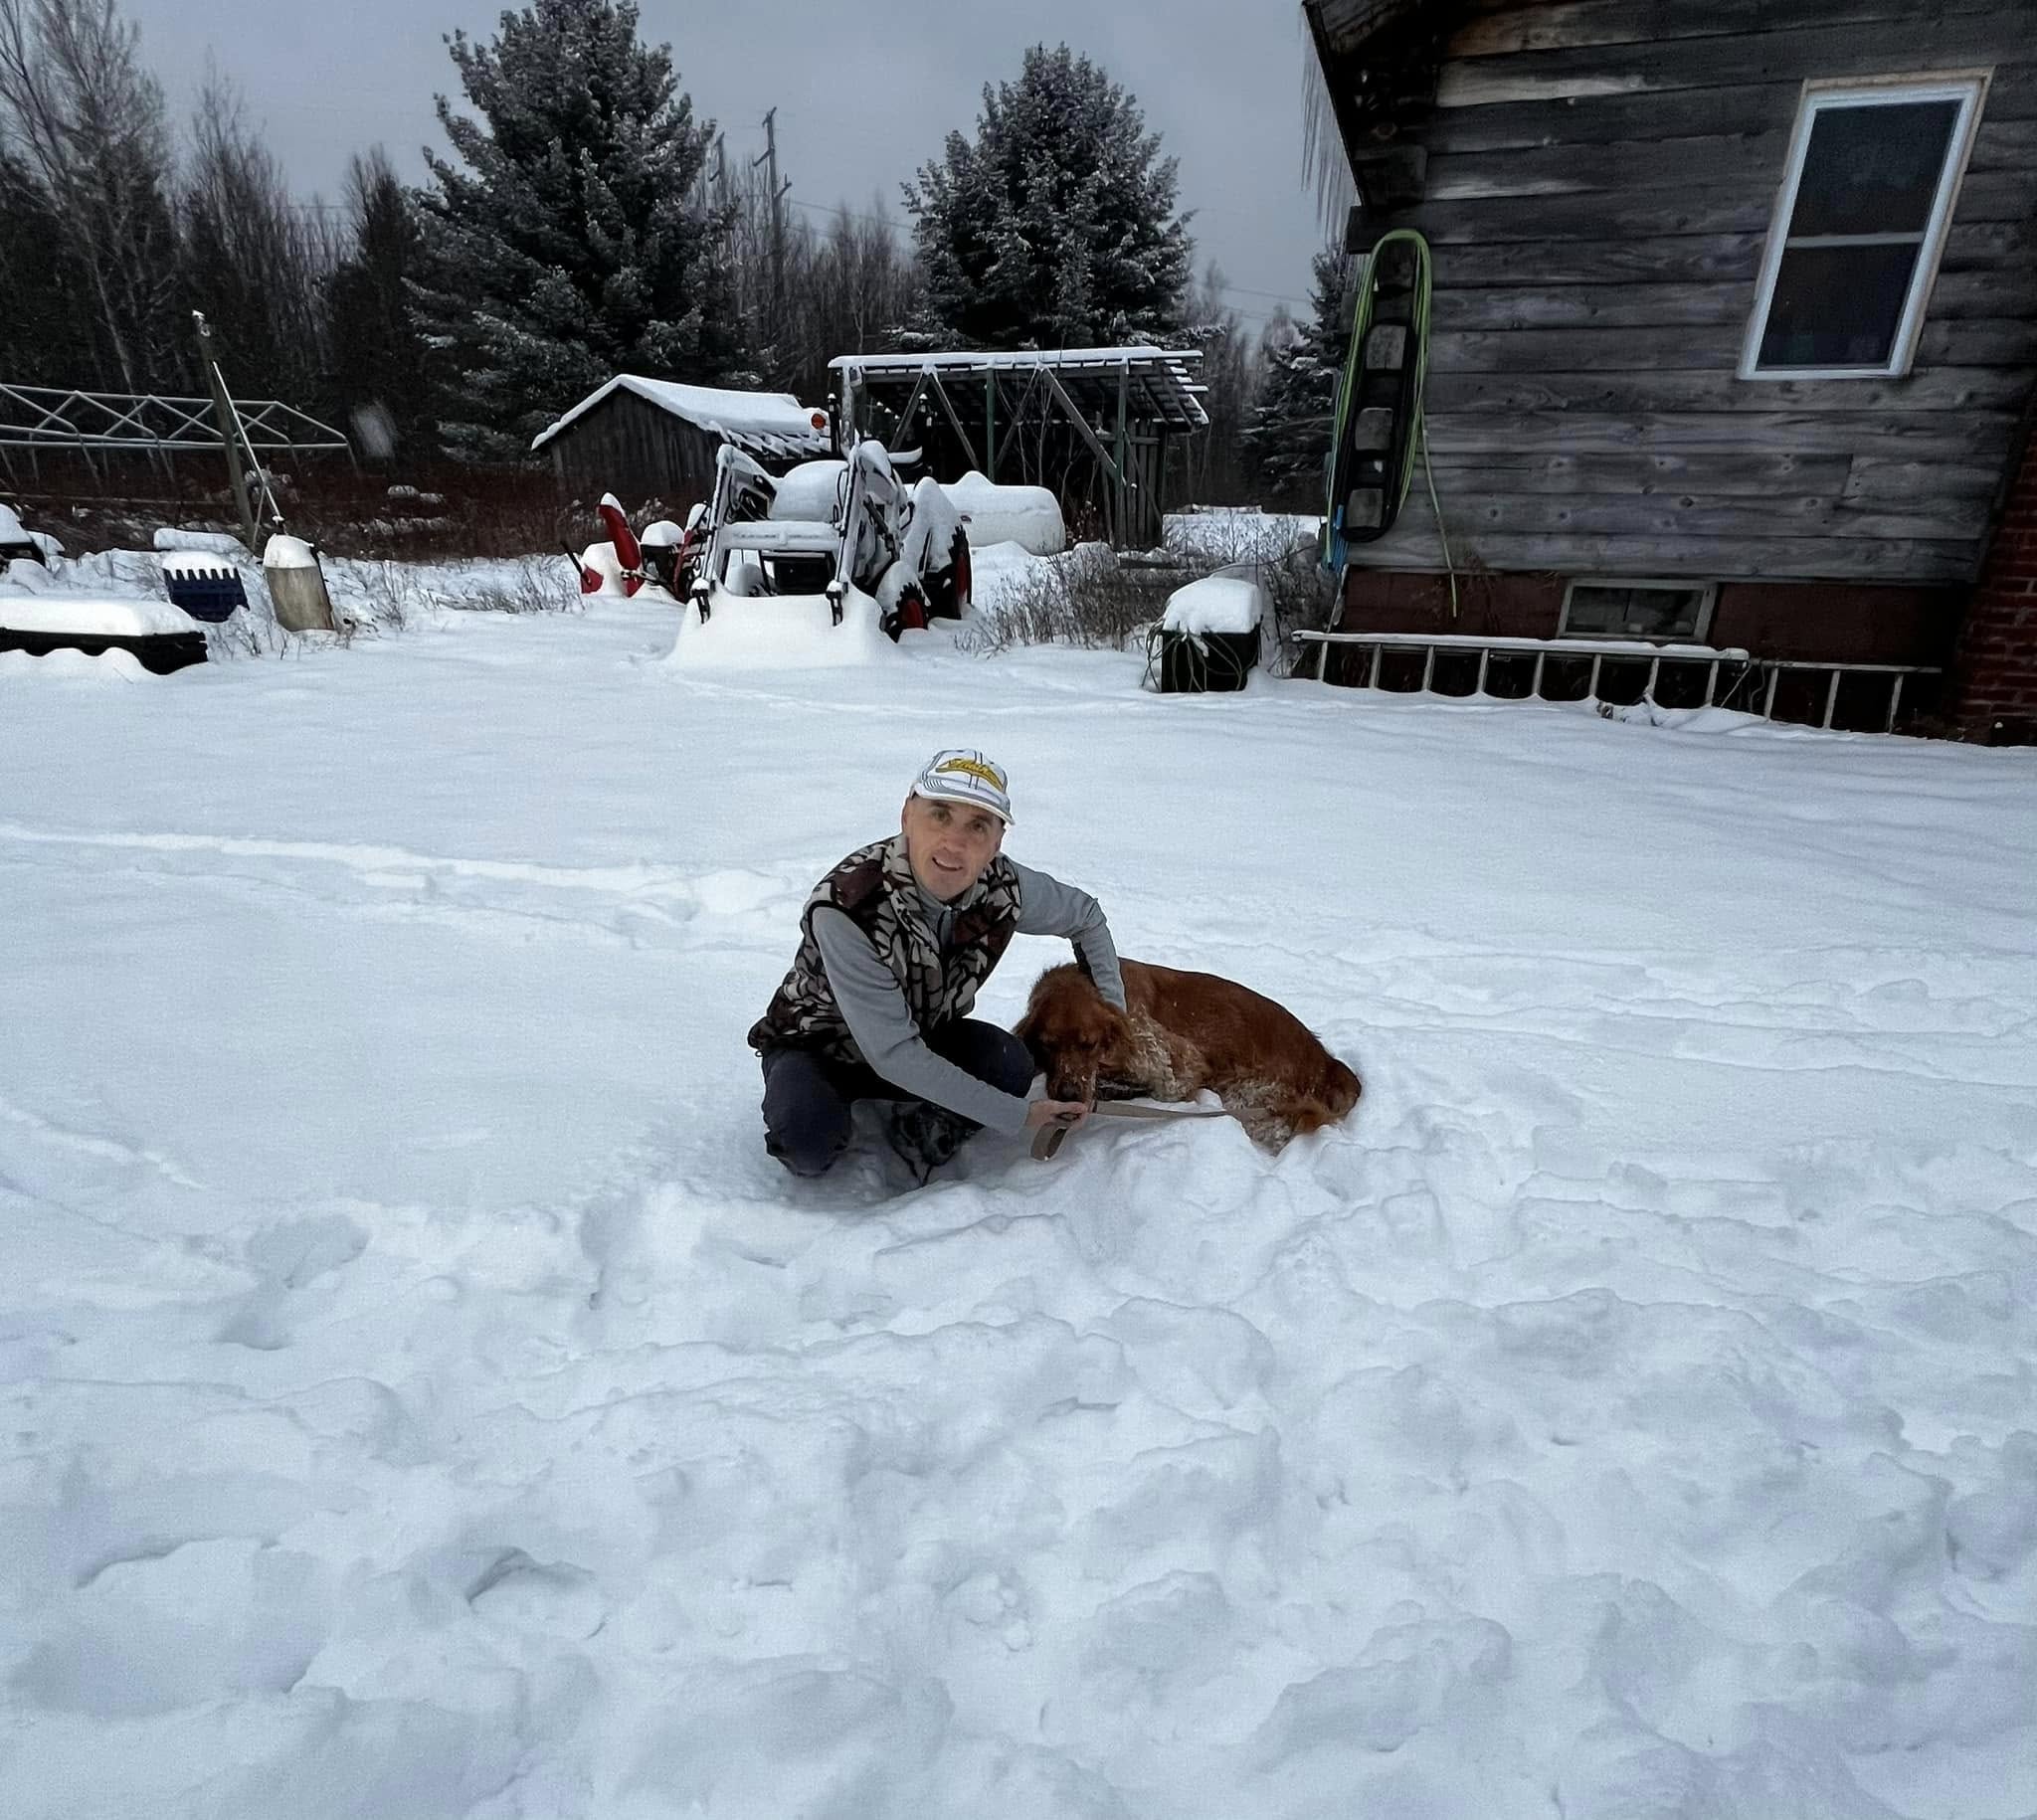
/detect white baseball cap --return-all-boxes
[910,749,1015,824]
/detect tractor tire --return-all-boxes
[945,530,972,617]
[881,585,929,643]
[923,530,972,620]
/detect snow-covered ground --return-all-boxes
[3,553,2035,1819]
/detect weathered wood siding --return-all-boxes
[1352,0,2037,588]
[544,391,719,511]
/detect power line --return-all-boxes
[787,195,901,230]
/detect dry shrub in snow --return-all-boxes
[961,512,1335,671]
[959,545,1181,653]
[455,559,580,617]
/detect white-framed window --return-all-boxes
[1742,75,1987,380]
[1560,579,1718,643]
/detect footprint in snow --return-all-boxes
[215,1211,369,1351]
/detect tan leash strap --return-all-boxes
[1030,1099,1229,1161]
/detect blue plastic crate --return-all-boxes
[162,565,247,623]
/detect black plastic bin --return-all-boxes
[1154,626,1257,693]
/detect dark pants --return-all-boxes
[761,1019,1033,1180]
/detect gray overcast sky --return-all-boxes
[123,0,1330,338]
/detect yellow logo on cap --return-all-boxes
[934,757,1006,789]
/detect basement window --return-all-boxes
[1561,580,1717,643]
[1742,77,1986,379]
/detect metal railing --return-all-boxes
[0,384,349,463]
[1293,630,1943,733]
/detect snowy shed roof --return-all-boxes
[830,347,1208,430]
[530,377,833,462]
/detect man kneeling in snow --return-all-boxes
[749,749,1121,1183]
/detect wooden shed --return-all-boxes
[830,347,1209,550]
[529,377,833,513]
[1301,0,2037,733]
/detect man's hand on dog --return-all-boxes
[1024,1098,1092,1132]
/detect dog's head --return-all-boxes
[1015,966,1133,1104]
[1321,1057,1363,1120]
[1285,1057,1364,1137]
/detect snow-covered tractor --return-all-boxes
[676,437,972,649]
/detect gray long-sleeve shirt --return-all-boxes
[811,859,1125,1136]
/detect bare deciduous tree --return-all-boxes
[788,198,923,398]
[1178,263,1260,506]
[321,146,437,461]
[697,149,925,402]
[180,66,335,405]
[0,0,180,392]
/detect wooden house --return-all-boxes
[1301,0,2037,737]
[529,377,833,513]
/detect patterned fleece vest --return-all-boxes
[748,835,1023,1062]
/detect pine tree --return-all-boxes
[1244,248,1354,506]
[414,0,747,462]
[905,44,1192,351]
[322,149,437,462]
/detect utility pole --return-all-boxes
[752,108,791,363]
[193,311,260,554]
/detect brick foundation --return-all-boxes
[1947,431,2037,744]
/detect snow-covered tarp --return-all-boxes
[153,528,248,558]
[1,545,2035,1818]
[944,470,1066,555]
[2,501,62,563]
[0,593,196,637]
[769,458,847,524]
[530,377,832,464]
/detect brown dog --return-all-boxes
[1015,959,1362,1150]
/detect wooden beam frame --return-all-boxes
[886,368,931,454]
[993,366,1046,476]
[922,367,981,472]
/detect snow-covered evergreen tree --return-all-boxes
[1244,248,1355,506]
[414,0,748,462]
[905,44,1192,350]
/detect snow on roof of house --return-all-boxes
[529,377,833,460]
